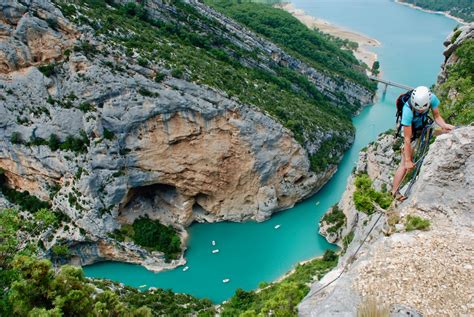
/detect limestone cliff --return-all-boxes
[300,126,474,316]
[0,0,372,270]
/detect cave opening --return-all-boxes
[118,183,179,224]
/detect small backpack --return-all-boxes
[396,90,413,125]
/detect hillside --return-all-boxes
[398,0,474,23]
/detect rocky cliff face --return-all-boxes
[0,0,370,270]
[300,127,474,316]
[438,23,473,86]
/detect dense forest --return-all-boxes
[399,0,473,22]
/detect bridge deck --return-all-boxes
[369,76,413,91]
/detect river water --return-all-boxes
[84,0,457,303]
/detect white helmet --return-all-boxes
[410,86,431,112]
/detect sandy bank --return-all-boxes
[275,3,380,70]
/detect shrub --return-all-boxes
[154,72,166,83]
[78,102,95,112]
[59,130,89,153]
[137,57,148,67]
[357,297,389,317]
[48,134,61,151]
[138,87,158,97]
[38,63,56,77]
[353,174,393,214]
[10,132,24,144]
[103,128,115,140]
[451,29,462,44]
[171,67,184,79]
[29,136,48,146]
[405,215,430,231]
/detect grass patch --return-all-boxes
[405,215,430,231]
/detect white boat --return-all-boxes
[138,284,147,288]
[212,249,220,254]
[223,278,230,283]
[182,266,189,272]
[274,224,281,229]
[316,201,320,206]
[212,240,216,246]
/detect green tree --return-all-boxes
[371,61,380,75]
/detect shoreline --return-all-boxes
[275,3,380,71]
[394,0,467,25]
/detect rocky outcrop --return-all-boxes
[1,0,357,270]
[299,127,474,316]
[438,23,473,85]
[318,132,398,245]
[0,0,77,73]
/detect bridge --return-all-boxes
[369,75,414,92]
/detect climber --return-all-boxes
[391,86,454,201]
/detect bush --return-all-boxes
[10,132,24,145]
[451,29,462,43]
[103,128,115,140]
[154,72,166,83]
[59,130,90,153]
[171,67,184,79]
[48,134,61,151]
[353,174,393,214]
[38,63,56,77]
[138,87,158,97]
[78,102,95,112]
[405,215,430,231]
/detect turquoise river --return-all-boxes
[84,0,458,303]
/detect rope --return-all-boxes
[404,124,433,197]
[306,123,435,300]
[306,208,385,299]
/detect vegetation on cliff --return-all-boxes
[353,173,393,214]
[220,252,337,316]
[110,217,181,260]
[321,205,346,234]
[436,39,474,125]
[398,0,473,22]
